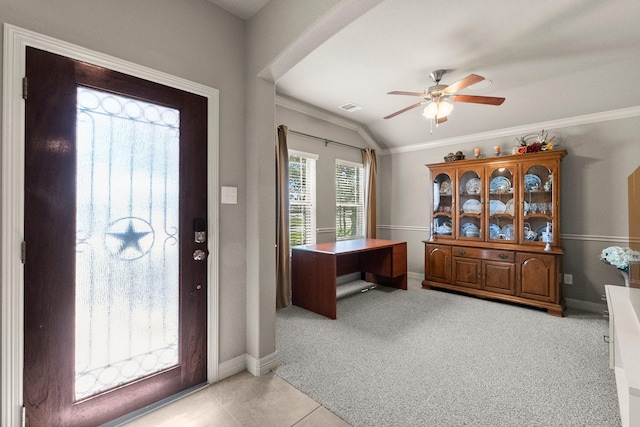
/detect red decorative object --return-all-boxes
[514,130,557,154]
[526,142,543,152]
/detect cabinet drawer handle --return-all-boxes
[458,250,466,255]
[498,253,508,259]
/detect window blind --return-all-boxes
[335,159,364,241]
[289,150,317,246]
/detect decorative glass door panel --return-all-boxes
[75,88,180,399]
[488,166,516,242]
[458,170,482,240]
[24,47,208,426]
[522,164,554,245]
[433,172,453,237]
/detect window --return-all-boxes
[289,150,317,246]
[336,159,364,240]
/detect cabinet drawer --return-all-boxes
[452,246,514,262]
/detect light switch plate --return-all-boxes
[221,186,237,204]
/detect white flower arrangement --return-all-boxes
[600,246,640,271]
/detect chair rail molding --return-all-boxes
[562,234,636,244]
[377,224,429,233]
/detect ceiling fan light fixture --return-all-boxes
[422,100,453,119]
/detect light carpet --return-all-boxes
[275,279,620,426]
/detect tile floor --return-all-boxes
[125,371,350,427]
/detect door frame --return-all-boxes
[1,24,220,426]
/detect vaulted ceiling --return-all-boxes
[216,0,640,150]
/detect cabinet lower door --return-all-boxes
[516,252,557,302]
[425,244,451,283]
[453,257,482,289]
[483,261,515,295]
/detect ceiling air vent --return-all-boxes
[338,103,362,113]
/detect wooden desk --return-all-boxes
[291,239,407,319]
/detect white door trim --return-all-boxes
[1,24,220,426]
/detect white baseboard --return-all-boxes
[408,271,423,281]
[564,298,607,314]
[218,350,279,380]
[246,351,279,376]
[218,354,247,380]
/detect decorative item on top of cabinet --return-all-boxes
[424,150,567,316]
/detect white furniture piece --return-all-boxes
[605,284,640,427]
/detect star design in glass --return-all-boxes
[107,220,153,256]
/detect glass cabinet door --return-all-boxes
[522,164,554,245]
[458,169,482,240]
[433,172,453,237]
[488,166,516,242]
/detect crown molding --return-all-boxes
[275,95,381,151]
[381,106,640,155]
[276,93,640,157]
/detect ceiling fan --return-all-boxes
[383,69,505,125]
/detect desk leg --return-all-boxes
[292,250,337,319]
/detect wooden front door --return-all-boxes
[23,47,208,426]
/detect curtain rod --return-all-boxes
[288,129,363,151]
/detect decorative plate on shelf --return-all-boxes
[505,199,515,215]
[439,180,452,194]
[489,223,501,239]
[489,200,506,215]
[465,177,481,194]
[490,176,511,193]
[524,174,542,191]
[461,222,479,232]
[462,199,482,214]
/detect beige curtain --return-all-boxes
[362,148,377,238]
[276,125,291,308]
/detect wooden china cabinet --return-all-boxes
[424,149,567,316]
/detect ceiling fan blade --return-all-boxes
[443,74,485,94]
[388,90,429,98]
[436,116,448,124]
[450,94,505,105]
[383,102,424,119]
